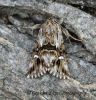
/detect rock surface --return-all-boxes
[0,0,96,100]
[54,0,96,8]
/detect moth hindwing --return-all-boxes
[26,17,79,79]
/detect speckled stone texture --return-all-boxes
[0,0,96,100]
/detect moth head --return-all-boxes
[40,50,58,68]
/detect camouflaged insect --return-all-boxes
[26,17,80,79]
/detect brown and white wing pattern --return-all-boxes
[26,17,79,79]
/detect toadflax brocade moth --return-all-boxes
[26,17,80,79]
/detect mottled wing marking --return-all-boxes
[26,17,79,79]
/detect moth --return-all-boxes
[26,17,80,79]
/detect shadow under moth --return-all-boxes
[26,17,80,79]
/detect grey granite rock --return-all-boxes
[0,0,96,100]
[52,0,96,8]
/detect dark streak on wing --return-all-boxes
[37,58,40,65]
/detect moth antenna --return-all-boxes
[61,26,81,41]
[52,17,81,41]
[22,24,41,35]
